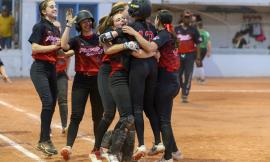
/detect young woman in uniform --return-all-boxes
[28,0,60,156]
[60,10,104,160]
[123,9,183,162]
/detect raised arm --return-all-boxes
[61,9,77,51]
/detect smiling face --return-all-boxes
[41,0,57,20]
[113,13,126,29]
[79,18,93,32]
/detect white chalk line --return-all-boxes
[0,134,44,162]
[0,100,95,161]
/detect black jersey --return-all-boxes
[129,19,157,51]
[28,18,61,63]
[174,25,201,54]
[153,29,179,72]
[109,33,132,75]
[69,34,103,75]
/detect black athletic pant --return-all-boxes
[30,60,57,143]
[129,57,161,146]
[57,71,68,128]
[155,68,180,160]
[196,48,207,67]
[67,73,103,147]
[94,63,116,149]
[179,52,196,96]
[108,70,134,156]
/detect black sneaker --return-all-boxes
[39,140,58,155]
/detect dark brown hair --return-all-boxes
[97,1,128,34]
[39,0,54,18]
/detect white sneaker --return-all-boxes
[132,145,147,160]
[60,146,72,161]
[172,150,183,161]
[108,154,120,162]
[147,142,165,156]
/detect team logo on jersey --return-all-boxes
[79,46,104,56]
[177,34,192,41]
[45,30,60,45]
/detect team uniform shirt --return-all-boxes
[199,29,210,49]
[129,19,157,58]
[109,33,132,76]
[153,29,179,72]
[175,25,201,54]
[56,54,69,73]
[69,34,103,76]
[28,18,60,63]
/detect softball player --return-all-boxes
[123,9,183,162]
[89,3,131,162]
[175,10,201,103]
[100,0,164,160]
[60,10,104,161]
[28,0,60,156]
[123,0,164,159]
[195,19,212,84]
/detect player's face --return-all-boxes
[113,14,126,29]
[80,19,93,32]
[44,1,57,19]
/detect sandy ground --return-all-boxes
[0,77,270,162]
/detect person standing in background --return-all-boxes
[195,16,211,84]
[53,20,71,134]
[0,6,14,49]
[175,10,201,103]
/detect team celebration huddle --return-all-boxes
[28,0,210,161]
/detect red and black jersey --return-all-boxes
[129,19,157,52]
[69,34,104,76]
[56,54,69,73]
[109,33,131,76]
[153,29,180,72]
[28,18,60,63]
[174,25,201,54]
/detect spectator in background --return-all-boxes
[0,6,15,49]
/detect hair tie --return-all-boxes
[164,24,173,33]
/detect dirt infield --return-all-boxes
[1,77,270,162]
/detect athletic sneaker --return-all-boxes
[89,148,105,162]
[181,95,189,103]
[155,158,173,162]
[36,140,58,155]
[108,153,120,162]
[132,145,147,160]
[147,142,165,156]
[172,150,183,161]
[61,146,72,160]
